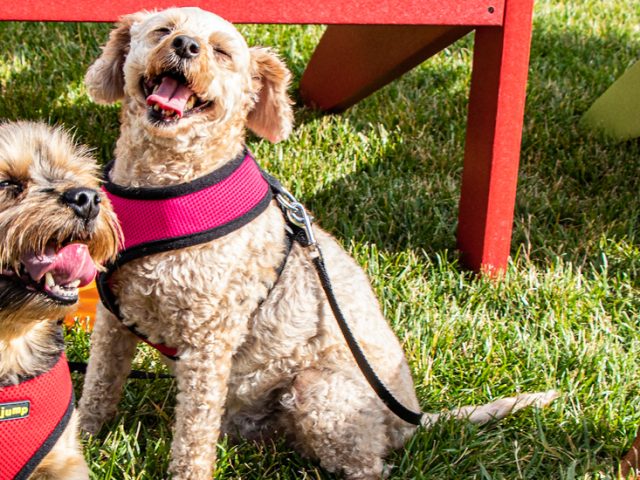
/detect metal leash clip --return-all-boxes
[275,188,317,248]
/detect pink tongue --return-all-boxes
[21,244,97,287]
[146,77,194,118]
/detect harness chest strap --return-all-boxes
[97,149,273,359]
[0,352,74,480]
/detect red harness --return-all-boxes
[0,352,74,480]
[97,149,274,359]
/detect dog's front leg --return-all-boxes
[78,304,139,434]
[169,343,236,480]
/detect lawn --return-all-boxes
[0,0,638,478]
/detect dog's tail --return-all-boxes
[420,390,559,428]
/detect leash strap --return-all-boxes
[67,361,172,380]
[311,251,423,426]
[270,180,424,426]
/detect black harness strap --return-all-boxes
[267,175,425,426]
[311,251,423,426]
[96,267,181,360]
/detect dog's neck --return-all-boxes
[0,319,63,385]
[110,111,248,188]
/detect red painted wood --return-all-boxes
[456,0,535,273]
[0,0,535,273]
[0,0,504,25]
[620,428,640,478]
[300,25,472,112]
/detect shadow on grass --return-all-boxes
[0,22,121,158]
[295,26,640,268]
[0,20,637,269]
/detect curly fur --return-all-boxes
[77,8,557,479]
[0,121,120,479]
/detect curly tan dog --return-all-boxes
[0,122,119,480]
[78,8,557,479]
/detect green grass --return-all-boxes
[1,0,639,477]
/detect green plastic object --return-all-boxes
[582,59,640,141]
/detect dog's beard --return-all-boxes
[0,199,120,301]
[0,278,38,312]
[0,276,72,341]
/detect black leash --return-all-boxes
[67,361,173,380]
[271,180,425,426]
[310,252,423,426]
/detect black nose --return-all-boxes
[62,188,101,221]
[172,35,200,59]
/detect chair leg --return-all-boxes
[457,0,535,273]
[621,428,640,478]
[300,24,471,113]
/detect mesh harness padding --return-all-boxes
[0,352,74,480]
[97,149,272,359]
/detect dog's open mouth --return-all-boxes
[0,243,97,305]
[143,73,212,124]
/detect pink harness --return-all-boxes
[97,150,274,358]
[105,151,270,251]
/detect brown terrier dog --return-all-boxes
[78,8,557,480]
[0,122,120,480]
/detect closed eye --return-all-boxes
[213,46,231,59]
[208,32,235,61]
[153,27,172,39]
[0,179,24,194]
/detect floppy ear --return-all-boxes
[247,47,294,143]
[85,13,145,104]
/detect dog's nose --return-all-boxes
[172,35,200,59]
[62,188,101,221]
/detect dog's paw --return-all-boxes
[77,411,103,436]
[516,389,561,409]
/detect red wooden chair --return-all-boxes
[0,0,536,273]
